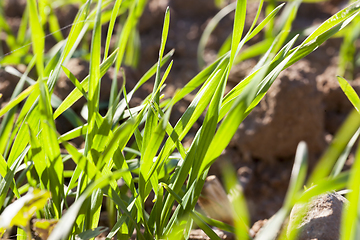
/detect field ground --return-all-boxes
[1,0,358,238]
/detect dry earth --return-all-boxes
[1,0,360,239]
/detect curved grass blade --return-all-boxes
[337,75,360,113]
[197,2,236,68]
[61,65,88,100]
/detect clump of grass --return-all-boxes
[0,0,360,239]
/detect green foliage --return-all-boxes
[0,0,359,239]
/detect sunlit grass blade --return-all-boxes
[156,68,224,188]
[152,6,170,104]
[271,0,302,53]
[188,68,227,184]
[47,6,64,42]
[229,0,246,68]
[337,75,360,113]
[113,1,137,74]
[45,1,91,94]
[284,141,308,208]
[103,0,123,60]
[338,16,360,79]
[167,55,226,109]
[220,34,298,120]
[0,83,38,118]
[61,65,88,100]
[199,56,272,174]
[197,2,236,68]
[6,87,40,167]
[255,208,289,240]
[27,124,46,188]
[238,2,284,55]
[286,1,360,67]
[234,38,273,64]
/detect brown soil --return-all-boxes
[1,0,359,238]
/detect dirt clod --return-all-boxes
[231,60,326,162]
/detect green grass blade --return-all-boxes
[337,76,360,113]
[298,172,349,203]
[28,0,45,78]
[38,80,64,218]
[234,38,274,65]
[58,124,88,143]
[0,147,29,207]
[103,0,123,60]
[61,65,88,100]
[188,69,227,184]
[153,6,170,103]
[85,0,102,157]
[7,88,40,167]
[331,128,360,177]
[286,1,360,67]
[284,142,308,207]
[27,124,46,188]
[0,83,38,118]
[229,0,247,67]
[47,6,64,42]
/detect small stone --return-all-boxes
[287,192,348,240]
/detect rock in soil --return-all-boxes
[287,192,348,240]
[231,59,326,163]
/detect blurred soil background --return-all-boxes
[1,0,360,237]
